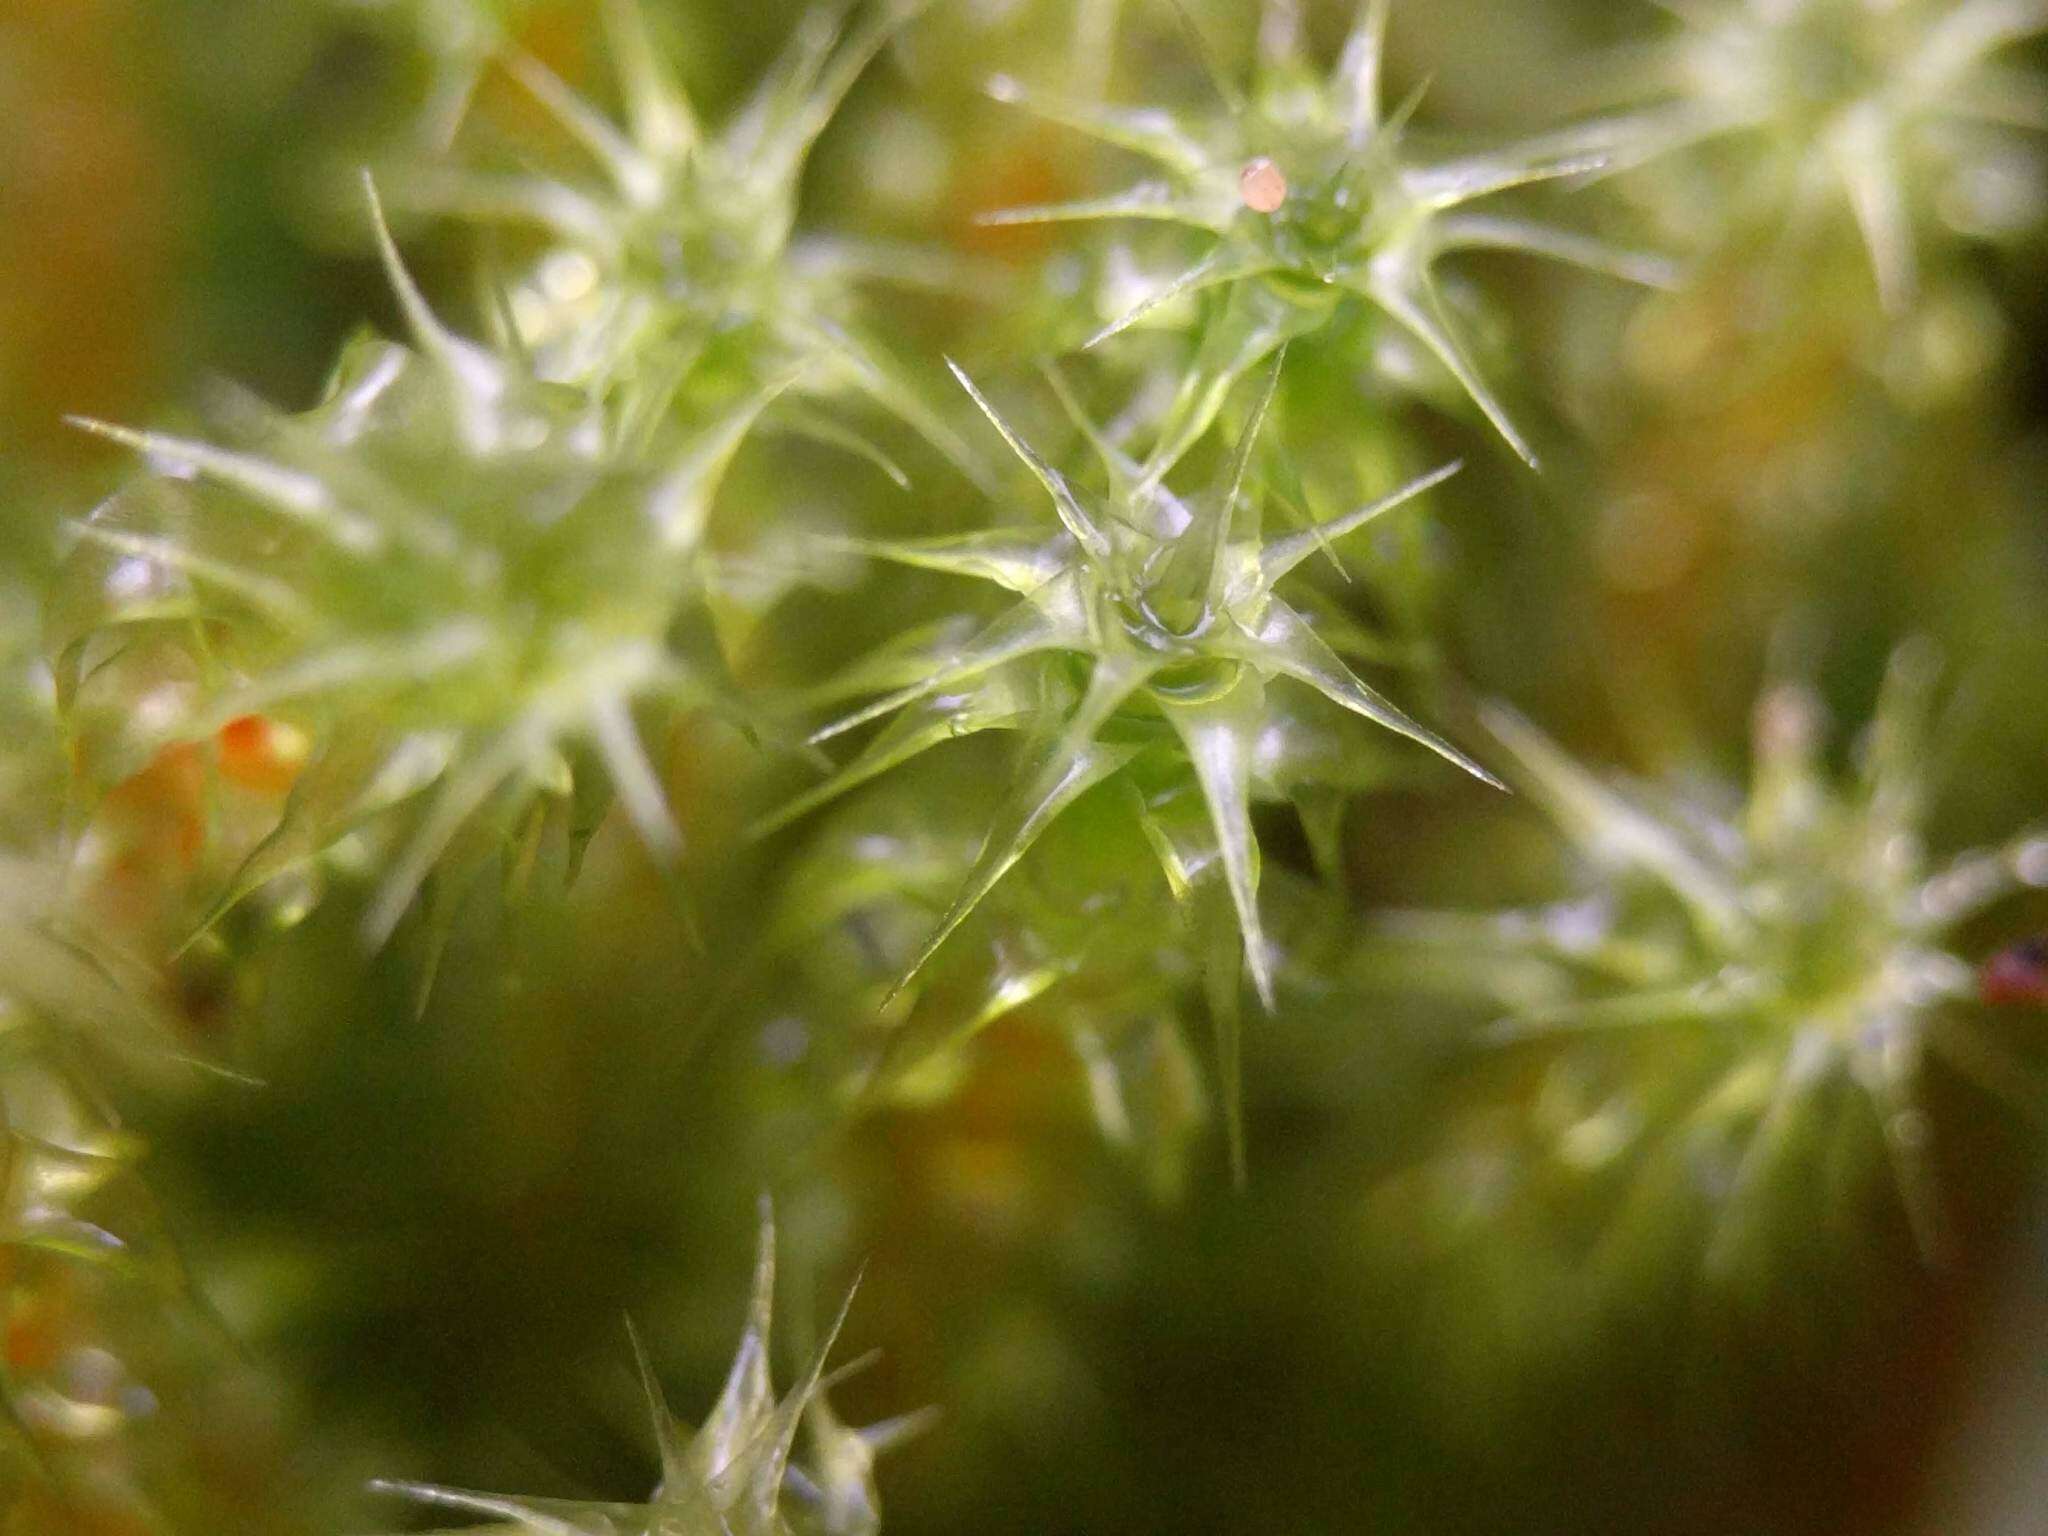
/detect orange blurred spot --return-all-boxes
[5,1298,64,1376]
[101,740,207,868]
[217,714,308,796]
[948,131,1076,261]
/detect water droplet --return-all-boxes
[1239,157,1288,214]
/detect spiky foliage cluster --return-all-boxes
[12,0,2048,1528]
[378,1204,925,1536]
[755,361,1490,1178]
[51,0,2046,1201]
[986,0,1672,466]
[1586,0,2048,310]
[403,0,976,470]
[774,362,1485,998]
[50,207,743,954]
[1377,647,2048,1274]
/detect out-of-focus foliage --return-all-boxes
[1577,0,2048,313]
[49,259,733,958]
[3,1,2048,1534]
[1373,646,2048,1287]
[0,855,304,1535]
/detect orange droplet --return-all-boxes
[1239,156,1287,214]
[218,714,309,796]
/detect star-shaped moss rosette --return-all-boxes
[403,0,983,478]
[376,1204,930,1536]
[762,356,1495,1034]
[1573,0,2048,313]
[48,189,754,953]
[1376,645,2048,1271]
[981,0,1673,469]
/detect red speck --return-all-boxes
[1982,938,2048,1007]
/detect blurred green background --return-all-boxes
[4,1,2048,1533]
